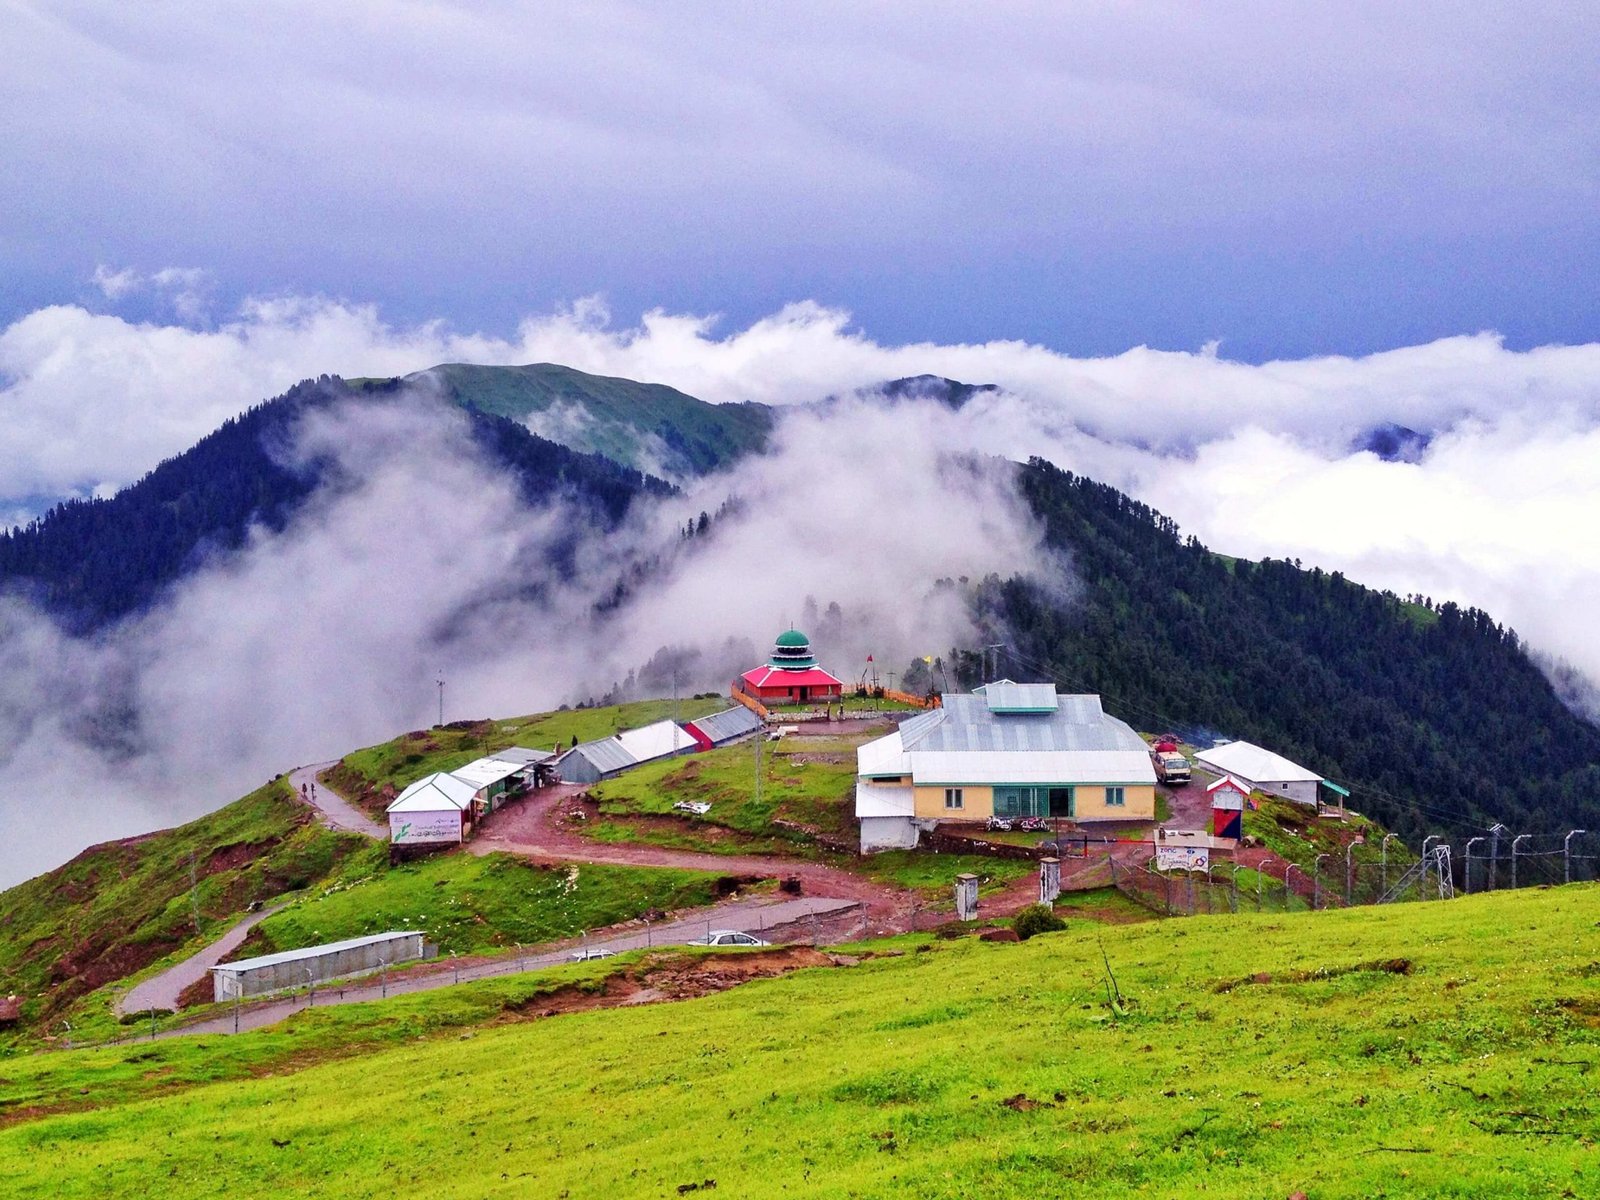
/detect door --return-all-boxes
[1048,787,1074,818]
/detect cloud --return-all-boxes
[0,385,1045,885]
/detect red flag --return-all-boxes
[866,655,873,662]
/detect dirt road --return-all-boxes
[474,785,915,931]
[117,903,286,1015]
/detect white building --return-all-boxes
[1194,740,1322,806]
[386,771,479,847]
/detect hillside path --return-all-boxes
[475,784,914,930]
[117,903,287,1015]
[290,761,385,838]
[131,893,862,1040]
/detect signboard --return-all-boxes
[390,811,462,845]
[1155,844,1210,873]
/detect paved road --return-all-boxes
[290,761,386,838]
[117,903,286,1015]
[134,894,861,1040]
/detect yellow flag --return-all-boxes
[922,655,934,664]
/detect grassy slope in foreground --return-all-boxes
[0,781,362,1046]
[9,887,1599,1199]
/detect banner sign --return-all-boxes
[1155,844,1210,873]
[390,811,462,845]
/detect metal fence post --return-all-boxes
[1257,859,1270,911]
[1512,834,1530,889]
[1566,830,1587,885]
[1464,837,1484,894]
[1380,834,1395,897]
[1421,837,1439,900]
[1313,854,1329,910]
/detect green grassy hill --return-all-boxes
[417,361,774,477]
[0,781,364,1046]
[4,886,1597,1197]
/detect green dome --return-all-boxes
[768,629,818,670]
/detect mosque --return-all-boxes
[735,628,845,705]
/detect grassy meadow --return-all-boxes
[7,885,1598,1197]
[256,846,728,956]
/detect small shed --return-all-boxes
[211,931,427,1001]
[1206,774,1249,840]
[682,706,764,751]
[556,737,638,785]
[856,781,918,851]
[451,756,530,813]
[387,772,479,847]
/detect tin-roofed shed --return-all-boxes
[211,931,429,1001]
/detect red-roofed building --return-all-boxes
[735,629,844,704]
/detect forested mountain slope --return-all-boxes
[993,459,1600,839]
[0,376,672,631]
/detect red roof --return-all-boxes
[740,666,844,689]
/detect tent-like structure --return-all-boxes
[1194,741,1322,806]
[387,772,480,847]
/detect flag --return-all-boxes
[866,655,873,662]
[922,655,933,664]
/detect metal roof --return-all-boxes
[451,757,527,790]
[490,746,555,765]
[904,693,1137,754]
[558,737,637,777]
[213,931,419,975]
[687,706,763,744]
[387,772,478,813]
[616,719,692,763]
[1195,740,1322,785]
[981,681,1060,713]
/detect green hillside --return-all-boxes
[416,361,774,476]
[0,781,363,1046]
[4,886,1597,1197]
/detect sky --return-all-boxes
[2,2,1600,882]
[5,2,1600,358]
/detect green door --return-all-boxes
[1048,787,1074,818]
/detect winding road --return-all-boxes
[289,761,385,838]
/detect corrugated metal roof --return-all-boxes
[387,772,478,813]
[741,666,844,689]
[688,707,763,744]
[451,757,527,789]
[981,681,1060,712]
[491,746,555,765]
[214,931,419,975]
[857,728,911,777]
[560,737,638,776]
[1195,740,1321,785]
[616,719,692,763]
[905,693,1134,754]
[855,781,915,818]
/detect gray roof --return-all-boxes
[980,681,1060,713]
[213,931,419,975]
[557,736,637,776]
[902,693,1144,754]
[491,746,556,765]
[689,706,763,743]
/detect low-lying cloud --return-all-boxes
[0,386,1042,886]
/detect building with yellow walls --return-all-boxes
[854,682,1156,851]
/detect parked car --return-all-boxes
[688,930,769,947]
[672,801,712,815]
[569,948,615,962]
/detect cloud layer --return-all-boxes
[1,293,1598,883]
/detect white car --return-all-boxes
[672,801,711,815]
[569,948,615,962]
[688,930,768,947]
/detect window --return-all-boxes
[944,787,964,810]
[1105,786,1126,807]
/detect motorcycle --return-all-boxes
[985,815,1015,832]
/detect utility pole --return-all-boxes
[987,643,1004,684]
[1464,837,1484,894]
[1566,830,1587,885]
[436,673,445,727]
[753,727,763,809]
